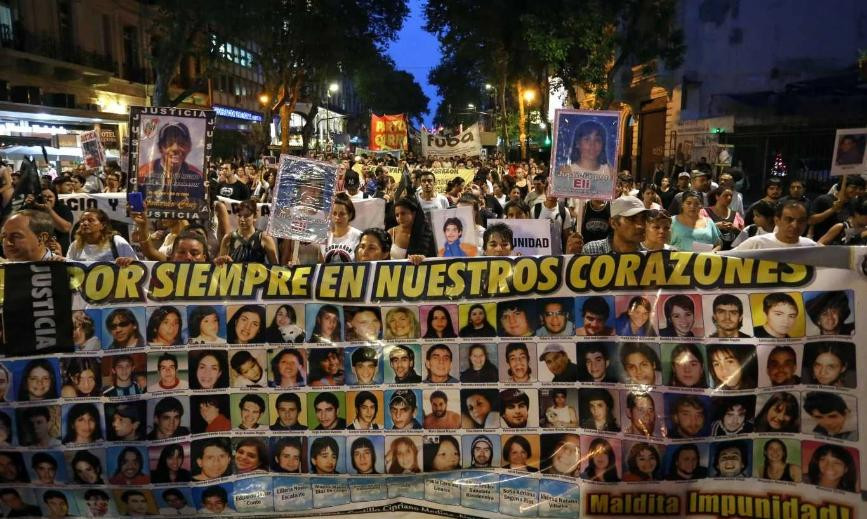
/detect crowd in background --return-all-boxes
[0,149,865,264]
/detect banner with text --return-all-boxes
[0,252,863,518]
[421,124,482,158]
[369,114,408,151]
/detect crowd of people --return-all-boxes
[0,151,864,265]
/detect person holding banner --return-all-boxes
[66,209,136,261]
[322,193,362,263]
[388,197,436,260]
[216,200,277,265]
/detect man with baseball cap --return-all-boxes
[539,344,579,382]
[582,195,648,255]
[669,170,716,213]
[388,345,421,383]
[389,389,422,430]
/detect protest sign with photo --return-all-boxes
[79,130,105,170]
[830,128,867,176]
[127,106,215,221]
[421,123,482,158]
[0,252,864,519]
[430,206,479,257]
[487,218,558,256]
[268,155,336,242]
[549,109,620,199]
[385,167,476,195]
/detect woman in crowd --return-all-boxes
[66,208,136,261]
[322,193,362,262]
[216,200,278,264]
[190,350,229,390]
[72,311,101,351]
[460,344,499,383]
[502,435,537,472]
[615,296,657,337]
[759,439,800,482]
[623,443,662,481]
[264,304,305,343]
[384,307,420,340]
[754,392,800,433]
[269,348,306,388]
[459,304,497,338]
[423,305,457,339]
[147,306,183,346]
[226,305,266,344]
[504,200,530,219]
[707,344,757,390]
[17,359,58,401]
[640,184,661,210]
[804,444,857,492]
[187,306,226,344]
[703,186,744,250]
[150,444,192,483]
[386,437,421,474]
[670,191,722,251]
[355,228,392,262]
[642,209,674,251]
[668,343,707,388]
[63,403,103,444]
[580,438,619,482]
[658,177,677,209]
[445,177,465,206]
[388,197,436,260]
[60,358,100,398]
[309,305,341,343]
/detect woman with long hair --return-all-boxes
[667,343,707,388]
[226,305,266,344]
[424,435,461,472]
[17,359,58,401]
[355,228,392,262]
[269,348,306,388]
[386,437,420,474]
[310,305,341,343]
[187,306,226,344]
[147,306,183,346]
[754,392,799,433]
[459,304,497,338]
[423,305,457,339]
[615,296,657,337]
[72,311,100,351]
[759,439,800,482]
[670,191,722,252]
[60,358,101,398]
[805,444,857,492]
[460,344,499,383]
[502,435,538,472]
[71,450,104,485]
[322,193,363,262]
[384,307,420,340]
[387,197,436,260]
[264,304,305,343]
[707,344,757,390]
[703,186,744,250]
[623,443,662,481]
[580,438,620,482]
[190,350,229,390]
[150,444,192,483]
[659,295,698,338]
[66,208,136,261]
[63,403,103,444]
[564,121,611,176]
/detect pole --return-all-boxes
[517,81,527,161]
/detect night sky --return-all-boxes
[386,0,441,128]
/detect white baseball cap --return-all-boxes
[610,196,648,217]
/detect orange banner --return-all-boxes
[370,113,407,151]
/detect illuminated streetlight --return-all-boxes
[467,103,475,110]
[485,83,493,90]
[523,89,536,103]
[258,93,270,105]
[328,82,340,93]
[539,122,546,130]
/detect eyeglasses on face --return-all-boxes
[108,320,132,330]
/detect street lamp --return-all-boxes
[517,82,537,160]
[328,82,339,94]
[258,93,270,105]
[467,103,475,110]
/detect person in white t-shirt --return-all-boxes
[417,170,450,213]
[321,193,362,263]
[734,200,817,250]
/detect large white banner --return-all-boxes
[422,123,482,158]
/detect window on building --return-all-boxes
[0,5,13,43]
[122,26,140,81]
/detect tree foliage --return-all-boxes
[353,52,430,124]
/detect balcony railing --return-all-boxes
[0,23,116,73]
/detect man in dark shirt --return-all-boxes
[216,163,250,200]
[0,489,42,518]
[539,344,579,382]
[809,175,865,241]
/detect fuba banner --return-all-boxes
[0,252,863,519]
[422,124,482,158]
